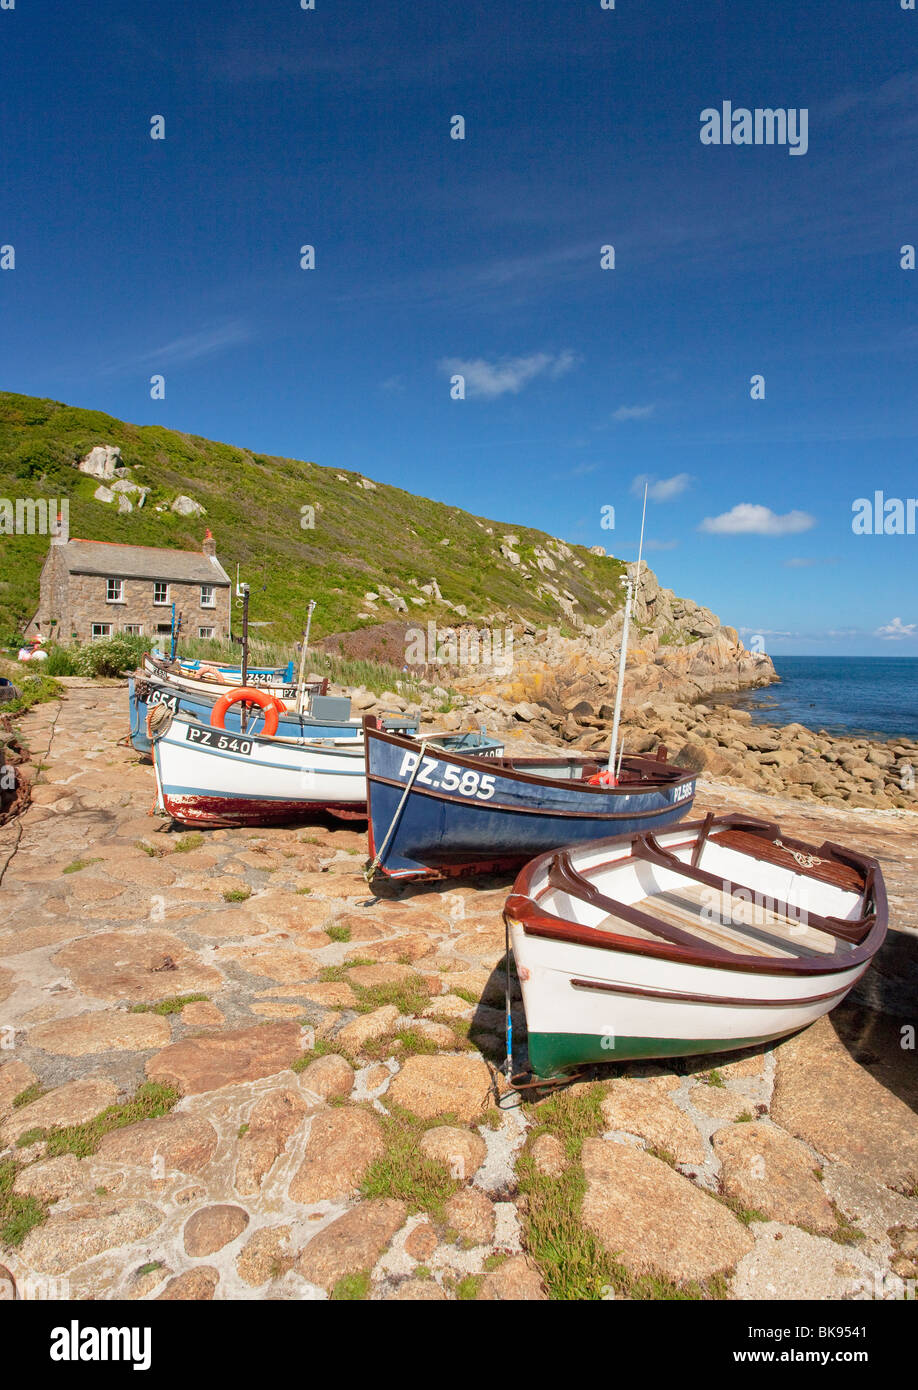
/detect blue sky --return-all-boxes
[1,0,916,655]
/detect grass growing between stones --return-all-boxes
[12,1083,46,1109]
[136,839,171,858]
[222,887,252,903]
[172,833,205,853]
[0,1157,47,1247]
[62,857,103,874]
[518,1083,728,1302]
[360,1106,459,1221]
[353,978,431,1017]
[325,923,351,943]
[290,1038,352,1071]
[15,1081,180,1159]
[331,1270,370,1301]
[130,994,209,1016]
[362,1028,439,1062]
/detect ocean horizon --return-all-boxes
[715,655,918,742]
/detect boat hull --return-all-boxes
[509,919,865,1075]
[505,816,886,1076]
[152,714,504,827]
[153,718,368,825]
[366,728,695,879]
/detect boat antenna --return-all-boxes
[607,482,648,780]
[295,600,317,715]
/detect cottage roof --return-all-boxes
[58,539,230,586]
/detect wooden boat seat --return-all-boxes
[708,829,864,893]
[639,881,841,959]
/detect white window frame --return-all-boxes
[123,623,143,635]
[153,581,169,606]
[91,623,112,640]
[200,584,216,608]
[106,578,125,603]
[198,626,215,639]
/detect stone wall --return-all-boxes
[29,557,230,643]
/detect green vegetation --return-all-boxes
[325,923,351,943]
[62,857,103,874]
[360,1106,460,1220]
[12,1083,45,1109]
[129,994,209,1016]
[518,1085,727,1301]
[0,390,626,640]
[0,672,61,714]
[172,833,205,853]
[15,1081,179,1159]
[0,1157,46,1246]
[330,1270,370,1301]
[222,887,251,902]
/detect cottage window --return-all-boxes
[200,585,216,608]
[106,578,124,603]
[91,624,112,640]
[155,623,173,637]
[198,626,215,639]
[153,582,169,605]
[123,624,143,635]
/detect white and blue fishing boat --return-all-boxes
[150,707,503,827]
[127,674,409,756]
[146,650,294,684]
[364,723,695,881]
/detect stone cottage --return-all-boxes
[27,528,231,644]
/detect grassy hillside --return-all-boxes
[0,391,626,641]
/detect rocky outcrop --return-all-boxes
[170,495,206,518]
[77,445,121,480]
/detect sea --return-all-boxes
[712,656,918,743]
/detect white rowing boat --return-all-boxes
[504,813,887,1077]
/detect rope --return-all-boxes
[774,838,824,869]
[364,740,429,881]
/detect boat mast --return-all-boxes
[295,600,317,715]
[607,482,648,780]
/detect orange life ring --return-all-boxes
[210,687,280,737]
[587,768,616,786]
[197,665,228,684]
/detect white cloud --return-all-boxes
[644,539,679,551]
[631,472,691,502]
[699,504,815,537]
[613,404,655,421]
[875,617,917,640]
[784,556,839,568]
[439,350,577,399]
[138,321,251,367]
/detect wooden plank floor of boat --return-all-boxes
[632,882,843,959]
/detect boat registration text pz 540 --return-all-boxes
[185,726,254,755]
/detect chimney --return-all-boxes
[51,500,70,546]
[202,529,216,558]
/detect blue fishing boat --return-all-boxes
[128,676,418,756]
[147,650,294,683]
[364,723,696,881]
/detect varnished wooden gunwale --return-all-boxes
[505,813,888,980]
[364,724,694,796]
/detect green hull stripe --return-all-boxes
[527,1029,791,1078]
